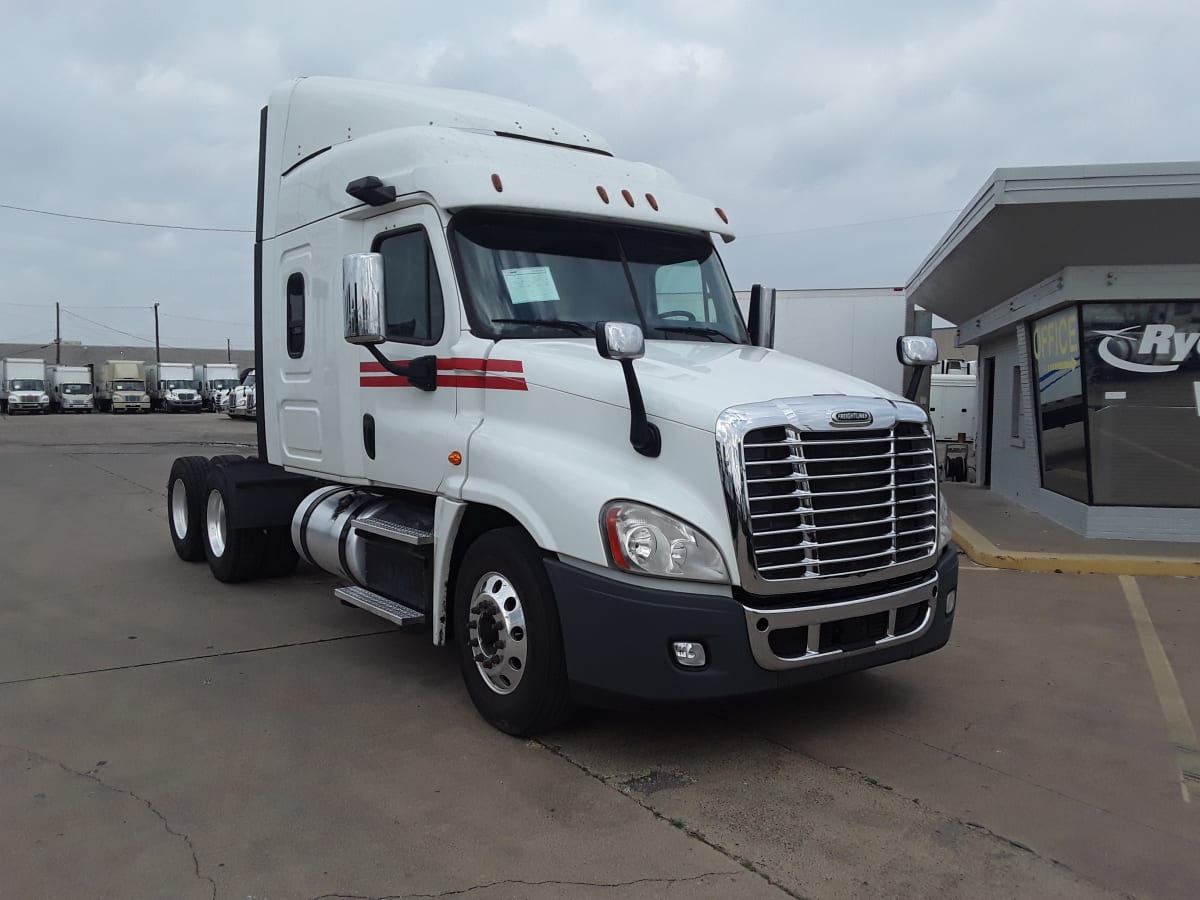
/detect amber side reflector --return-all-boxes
[715,207,728,224]
[621,189,635,207]
[448,451,463,466]
[491,174,503,192]
[596,185,610,204]
[645,193,659,211]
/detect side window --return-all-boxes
[286,273,305,358]
[654,260,708,322]
[377,229,444,343]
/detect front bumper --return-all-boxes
[547,544,958,704]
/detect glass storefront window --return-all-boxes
[1081,302,1200,508]
[1030,307,1089,502]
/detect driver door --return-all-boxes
[357,205,459,494]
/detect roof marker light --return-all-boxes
[596,185,610,204]
[491,173,503,192]
[621,189,635,207]
[715,207,729,224]
[645,193,659,211]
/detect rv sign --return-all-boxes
[1092,324,1200,374]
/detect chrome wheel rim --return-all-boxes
[206,489,227,558]
[468,572,527,695]
[170,477,189,539]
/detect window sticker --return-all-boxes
[501,266,560,305]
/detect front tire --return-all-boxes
[167,456,212,562]
[453,528,572,736]
[202,471,266,583]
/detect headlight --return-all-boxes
[938,489,952,549]
[40,395,49,404]
[602,501,728,583]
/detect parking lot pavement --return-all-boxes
[1,413,1196,899]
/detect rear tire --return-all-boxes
[202,470,266,583]
[167,456,212,562]
[453,528,572,736]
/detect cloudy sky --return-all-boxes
[1,0,1197,351]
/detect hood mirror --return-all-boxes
[896,335,939,401]
[595,321,645,360]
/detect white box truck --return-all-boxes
[46,364,94,413]
[147,362,202,412]
[96,360,150,413]
[0,358,50,414]
[195,362,240,411]
[164,77,957,735]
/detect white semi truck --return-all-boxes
[95,360,150,413]
[195,362,241,411]
[165,77,958,735]
[0,358,50,414]
[146,362,202,412]
[46,364,94,413]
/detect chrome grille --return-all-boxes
[742,422,938,581]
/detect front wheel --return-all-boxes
[453,528,572,736]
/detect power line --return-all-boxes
[739,208,960,239]
[160,312,251,327]
[60,307,173,349]
[0,203,252,234]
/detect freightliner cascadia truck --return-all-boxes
[165,77,957,735]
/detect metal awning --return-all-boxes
[905,162,1200,325]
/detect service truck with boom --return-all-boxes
[195,362,241,411]
[147,362,202,412]
[164,77,957,735]
[96,360,150,413]
[1,358,50,414]
[46,364,94,413]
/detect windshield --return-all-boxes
[163,380,193,391]
[211,379,238,390]
[243,373,256,388]
[453,212,748,343]
[114,381,144,392]
[62,383,91,395]
[10,379,45,391]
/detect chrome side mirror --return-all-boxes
[595,321,645,360]
[896,335,938,367]
[343,253,386,345]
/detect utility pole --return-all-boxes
[55,302,61,364]
[154,302,161,365]
[226,338,231,362]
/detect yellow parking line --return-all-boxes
[1119,575,1200,804]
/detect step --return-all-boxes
[334,585,426,627]
[352,515,434,545]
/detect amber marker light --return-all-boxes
[645,193,659,210]
[715,207,728,224]
[491,173,503,192]
[596,185,610,203]
[448,451,463,466]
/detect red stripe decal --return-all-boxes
[359,357,523,374]
[359,374,528,391]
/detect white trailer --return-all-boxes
[164,77,958,735]
[146,362,202,412]
[95,360,150,413]
[1,358,50,414]
[46,364,94,413]
[734,288,908,395]
[194,363,241,411]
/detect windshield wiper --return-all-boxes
[491,318,595,336]
[651,324,736,343]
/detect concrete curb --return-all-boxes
[951,514,1200,577]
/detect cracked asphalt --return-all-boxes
[1,413,1196,899]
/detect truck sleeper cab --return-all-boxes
[164,77,956,735]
